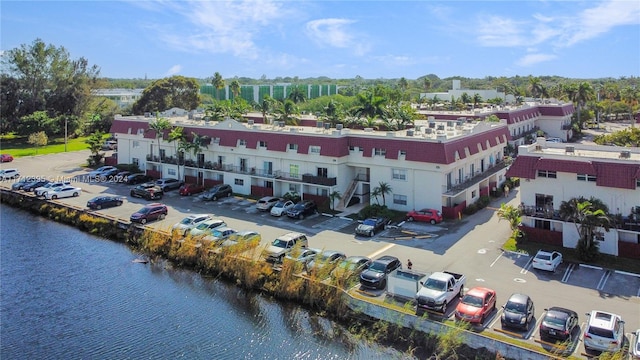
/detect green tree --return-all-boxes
[132,75,200,114]
[85,130,106,166]
[559,198,611,261]
[212,72,225,100]
[472,93,483,109]
[230,79,241,101]
[288,85,306,104]
[374,182,392,207]
[274,99,299,125]
[351,90,387,120]
[321,99,344,127]
[28,131,48,154]
[497,203,522,233]
[258,95,275,124]
[329,190,342,211]
[147,117,171,162]
[572,82,595,131]
[168,127,185,180]
[528,76,544,100]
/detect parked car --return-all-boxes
[112,171,132,183]
[130,183,164,200]
[416,271,466,314]
[501,293,535,330]
[355,217,388,237]
[331,256,371,282]
[306,250,346,274]
[584,310,625,352]
[172,214,212,236]
[539,307,579,342]
[284,247,322,267]
[129,203,168,224]
[155,178,183,191]
[87,196,124,210]
[532,250,563,272]
[98,167,121,181]
[0,154,14,162]
[179,183,206,196]
[359,255,402,290]
[0,168,20,180]
[43,185,82,200]
[256,196,281,211]
[11,176,37,190]
[455,287,497,324]
[218,230,262,248]
[632,329,640,360]
[203,226,237,243]
[35,181,72,197]
[22,179,49,192]
[200,184,233,201]
[405,208,443,224]
[88,166,118,179]
[286,200,317,220]
[264,232,308,263]
[126,173,153,185]
[102,140,118,150]
[270,200,295,217]
[189,218,226,237]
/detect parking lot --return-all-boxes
[3,150,639,359]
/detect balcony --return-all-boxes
[444,159,508,195]
[511,126,540,141]
[302,174,337,186]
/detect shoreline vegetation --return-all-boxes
[3,189,564,360]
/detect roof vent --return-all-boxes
[620,150,631,159]
[565,146,575,154]
[336,124,343,130]
[406,129,414,137]
[247,119,254,125]
[535,145,542,151]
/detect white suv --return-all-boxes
[584,310,625,352]
[264,232,308,263]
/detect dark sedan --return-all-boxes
[87,196,124,210]
[126,173,153,185]
[355,217,388,237]
[11,177,38,190]
[23,180,50,192]
[539,307,579,342]
[286,201,317,220]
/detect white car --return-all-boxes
[632,329,640,360]
[531,249,563,272]
[0,168,20,180]
[35,181,71,197]
[189,218,226,237]
[203,227,237,243]
[172,214,212,236]
[256,196,281,211]
[584,310,625,352]
[44,185,82,200]
[270,200,295,217]
[87,166,118,179]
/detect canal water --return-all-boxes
[0,205,411,359]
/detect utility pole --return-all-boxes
[64,115,68,152]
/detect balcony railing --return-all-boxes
[302,174,337,186]
[511,126,540,141]
[444,159,508,194]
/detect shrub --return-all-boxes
[476,195,491,209]
[462,203,478,215]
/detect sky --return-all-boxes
[1,0,639,81]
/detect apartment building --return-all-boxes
[506,139,640,257]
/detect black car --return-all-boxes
[98,168,121,181]
[87,196,124,210]
[539,307,579,341]
[126,173,153,185]
[23,180,50,192]
[286,200,317,220]
[130,203,168,224]
[355,217,388,237]
[130,183,164,200]
[200,184,233,201]
[359,255,402,290]
[11,177,37,190]
[501,293,535,330]
[111,171,132,183]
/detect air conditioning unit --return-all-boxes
[247,119,254,125]
[406,129,414,137]
[620,150,631,159]
[565,146,575,154]
[278,121,285,127]
[336,124,343,130]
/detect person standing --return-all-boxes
[407,259,413,270]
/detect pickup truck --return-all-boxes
[415,271,466,314]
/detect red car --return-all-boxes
[406,208,443,224]
[0,154,14,163]
[179,183,205,196]
[455,287,497,324]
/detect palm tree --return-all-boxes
[375,182,392,207]
[147,116,171,162]
[274,99,299,125]
[497,203,522,233]
[472,93,483,109]
[287,85,306,104]
[559,198,611,261]
[460,93,471,108]
[329,190,342,211]
[321,99,343,127]
[259,95,275,124]
[168,127,185,180]
[230,79,241,102]
[212,72,225,100]
[352,90,387,120]
[422,77,431,92]
[528,76,544,100]
[370,187,382,205]
[572,82,595,131]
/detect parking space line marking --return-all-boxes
[366,243,396,259]
[615,270,640,278]
[597,270,611,291]
[488,309,502,328]
[561,263,575,283]
[489,252,503,267]
[520,258,533,274]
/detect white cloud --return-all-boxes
[476,16,528,47]
[166,65,182,76]
[562,0,640,46]
[305,18,356,48]
[516,53,557,67]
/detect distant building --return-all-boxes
[200,83,339,103]
[93,89,143,108]
[506,139,640,258]
[420,80,515,104]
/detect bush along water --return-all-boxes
[1,189,504,359]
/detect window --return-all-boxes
[392,169,407,180]
[399,150,407,156]
[234,178,244,186]
[309,145,321,154]
[317,167,328,177]
[212,137,220,144]
[132,158,139,166]
[349,145,363,152]
[393,194,407,205]
[534,219,551,230]
[289,143,298,151]
[239,139,247,146]
[159,149,166,160]
[577,174,597,182]
[259,140,267,148]
[132,141,140,148]
[374,148,386,156]
[137,128,144,135]
[472,190,477,198]
[289,164,299,178]
[537,170,557,178]
[168,168,176,176]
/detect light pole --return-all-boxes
[64,114,68,152]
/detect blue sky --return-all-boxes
[2,0,639,80]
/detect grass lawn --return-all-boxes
[503,236,640,274]
[0,134,90,157]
